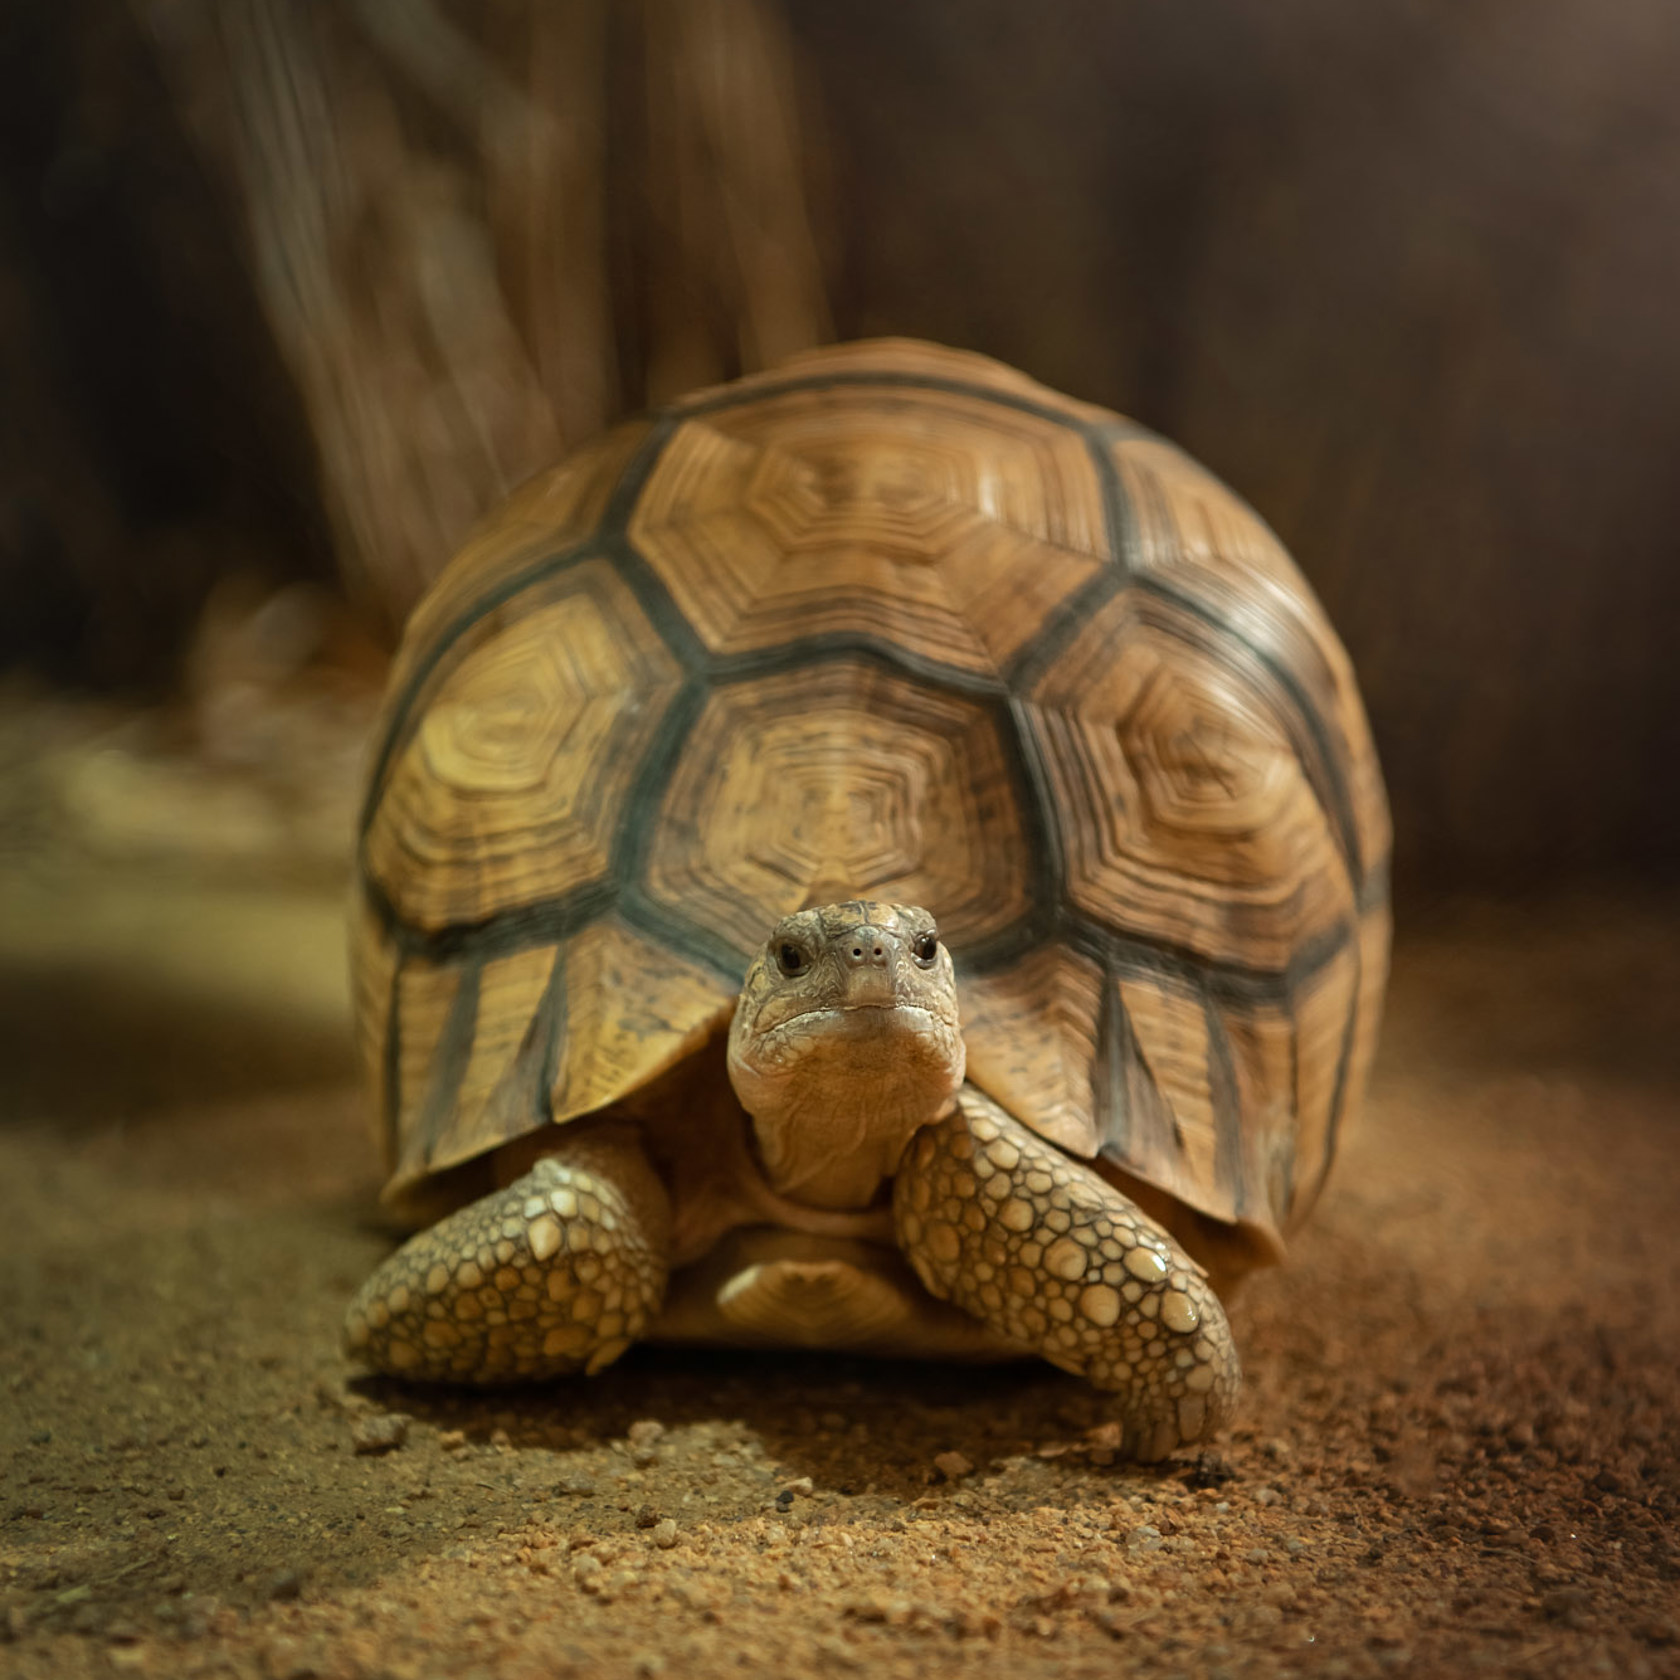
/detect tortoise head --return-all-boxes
[726,902,965,1211]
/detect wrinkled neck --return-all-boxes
[726,990,967,1211]
[745,1079,944,1210]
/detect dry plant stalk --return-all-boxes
[131,0,830,631]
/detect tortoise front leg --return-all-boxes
[344,1129,670,1383]
[894,1091,1241,1461]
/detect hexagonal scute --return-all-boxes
[1105,428,1390,889]
[365,559,683,931]
[1024,593,1358,972]
[641,657,1033,963]
[629,384,1112,676]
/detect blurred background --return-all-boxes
[3,0,1678,946]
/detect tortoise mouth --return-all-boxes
[754,1002,942,1044]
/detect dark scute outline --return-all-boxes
[1356,850,1391,916]
[1135,573,1366,895]
[1201,993,1247,1220]
[1094,977,1133,1160]
[597,529,710,675]
[1003,566,1128,695]
[710,630,1005,698]
[362,870,618,966]
[612,675,755,983]
[1054,916,1354,1012]
[535,945,567,1126]
[381,953,404,1170]
[1301,910,1372,1220]
[415,962,482,1166]
[681,366,1102,431]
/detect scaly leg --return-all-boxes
[894,1089,1241,1460]
[344,1129,670,1382]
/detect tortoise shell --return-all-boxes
[353,339,1389,1265]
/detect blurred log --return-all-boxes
[0,0,328,691]
[637,0,832,398]
[131,0,830,631]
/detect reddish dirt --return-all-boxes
[2,880,1678,1680]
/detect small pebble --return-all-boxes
[436,1430,467,1452]
[350,1413,410,1456]
[783,1476,814,1498]
[264,1569,305,1602]
[628,1419,666,1447]
[1542,1586,1592,1621]
[635,1504,661,1529]
[556,1476,598,1497]
[652,1518,679,1549]
[934,1452,974,1481]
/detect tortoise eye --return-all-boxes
[777,942,808,976]
[912,929,940,965]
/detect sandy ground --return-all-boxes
[1,855,1677,1680]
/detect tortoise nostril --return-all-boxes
[843,934,891,967]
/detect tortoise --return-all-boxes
[344,339,1389,1460]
